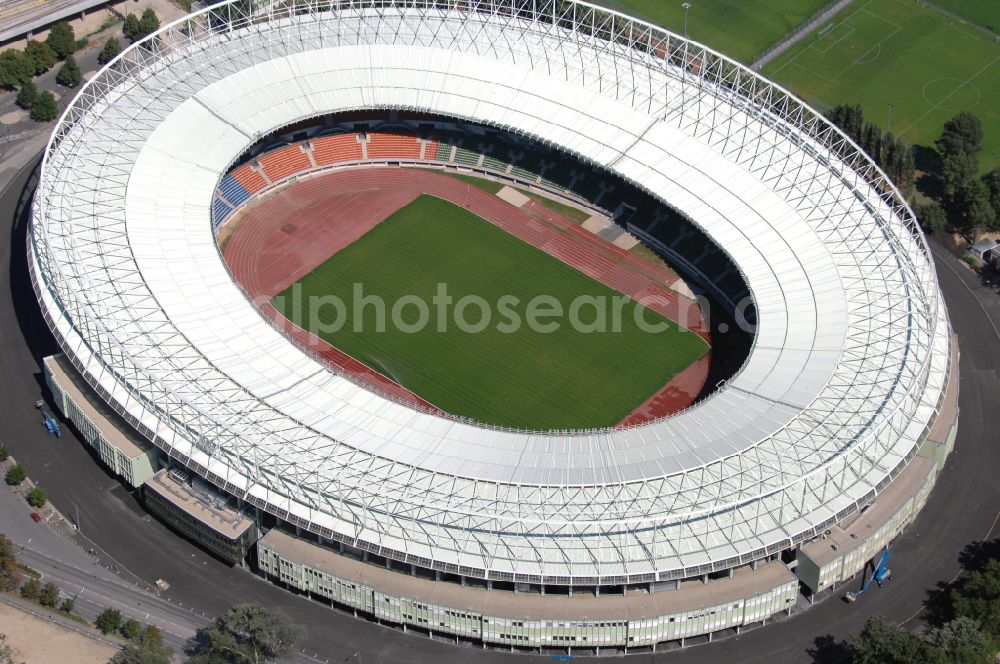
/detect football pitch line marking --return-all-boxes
[773,0,900,83]
[812,24,855,54]
[896,54,1000,140]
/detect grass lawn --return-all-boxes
[424,170,505,194]
[517,189,593,223]
[596,0,829,63]
[931,0,1000,32]
[765,0,1000,171]
[273,195,708,430]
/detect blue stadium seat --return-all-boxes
[218,174,251,207]
[213,198,233,227]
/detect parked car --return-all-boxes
[30,512,41,523]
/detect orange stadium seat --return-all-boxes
[366,132,422,160]
[230,164,268,194]
[258,145,312,182]
[311,133,363,166]
[423,139,440,161]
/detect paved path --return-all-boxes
[752,0,854,70]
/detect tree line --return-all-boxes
[0,9,161,124]
[0,21,82,122]
[827,103,1000,238]
[828,102,915,197]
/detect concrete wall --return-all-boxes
[44,359,157,488]
[257,541,797,650]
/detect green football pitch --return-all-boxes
[599,0,829,63]
[930,0,1000,33]
[765,0,1000,171]
[273,195,708,430]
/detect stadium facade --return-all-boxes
[30,0,957,652]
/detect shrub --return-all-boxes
[59,597,75,614]
[95,608,122,634]
[19,577,40,601]
[0,443,8,462]
[122,14,141,42]
[98,37,121,65]
[26,486,46,509]
[23,40,56,75]
[45,22,76,60]
[0,49,34,89]
[56,55,81,88]
[120,618,140,640]
[15,81,36,110]
[29,91,57,122]
[38,581,59,607]
[138,9,160,38]
[918,204,948,234]
[4,464,26,486]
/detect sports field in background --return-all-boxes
[599,0,829,63]
[931,0,1000,32]
[273,195,708,430]
[765,0,1000,170]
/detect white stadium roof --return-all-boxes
[30,0,951,583]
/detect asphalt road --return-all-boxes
[1,149,998,663]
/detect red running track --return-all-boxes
[223,167,710,424]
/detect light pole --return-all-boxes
[682,2,692,38]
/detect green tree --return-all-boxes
[941,149,980,206]
[110,626,172,664]
[951,558,1000,642]
[5,464,26,486]
[927,616,994,664]
[120,618,140,640]
[883,134,915,193]
[19,577,40,602]
[95,608,122,635]
[0,49,34,89]
[138,9,160,38]
[38,581,59,607]
[55,55,81,88]
[189,603,304,664]
[0,535,21,592]
[26,486,46,509]
[14,81,35,109]
[851,616,947,664]
[828,102,865,145]
[59,597,75,614]
[45,22,76,60]
[0,443,7,462]
[918,204,948,234]
[860,121,883,163]
[935,112,987,228]
[955,179,997,234]
[23,40,56,75]
[122,14,141,43]
[937,111,983,158]
[98,37,121,65]
[29,91,58,122]
[983,168,1000,229]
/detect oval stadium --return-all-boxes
[28,0,958,654]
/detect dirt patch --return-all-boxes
[0,603,117,664]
